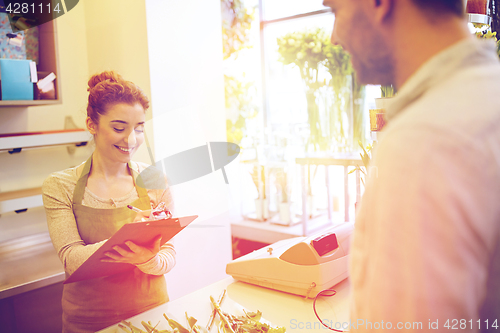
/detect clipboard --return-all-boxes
[64,215,198,284]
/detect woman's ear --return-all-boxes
[86,117,97,135]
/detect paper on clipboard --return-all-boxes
[64,215,198,284]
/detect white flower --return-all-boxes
[308,42,315,48]
[297,52,305,59]
[288,39,295,46]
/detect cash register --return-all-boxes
[226,222,354,297]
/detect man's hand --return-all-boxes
[101,235,162,265]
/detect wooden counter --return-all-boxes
[0,232,65,300]
[99,277,351,333]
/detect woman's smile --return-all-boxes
[114,145,135,153]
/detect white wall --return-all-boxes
[83,0,154,165]
[0,0,234,301]
[145,0,234,300]
[0,3,93,242]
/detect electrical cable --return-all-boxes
[312,288,347,332]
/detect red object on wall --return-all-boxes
[466,0,489,15]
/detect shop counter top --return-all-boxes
[99,276,351,333]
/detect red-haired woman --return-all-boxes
[42,71,175,332]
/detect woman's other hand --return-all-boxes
[101,235,162,265]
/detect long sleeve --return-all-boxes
[135,185,177,275]
[350,126,499,332]
[42,172,106,275]
[42,163,177,277]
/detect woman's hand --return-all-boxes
[101,235,162,265]
[132,209,152,223]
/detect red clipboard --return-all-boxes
[64,215,198,284]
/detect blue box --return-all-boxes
[0,58,34,100]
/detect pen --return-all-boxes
[127,205,143,213]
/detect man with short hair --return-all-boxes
[321,0,500,331]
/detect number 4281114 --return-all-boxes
[5,2,62,14]
[444,319,499,330]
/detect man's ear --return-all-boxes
[372,0,393,23]
[86,117,97,135]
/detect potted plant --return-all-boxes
[274,169,292,225]
[251,165,268,220]
[370,85,394,132]
[348,140,373,212]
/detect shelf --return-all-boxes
[0,187,43,215]
[0,128,91,153]
[0,19,61,106]
[0,100,61,107]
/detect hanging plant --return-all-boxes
[221,0,255,60]
[225,75,259,145]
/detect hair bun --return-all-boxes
[87,71,124,91]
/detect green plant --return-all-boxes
[323,42,355,151]
[352,75,367,149]
[348,140,373,186]
[221,0,259,145]
[277,28,330,151]
[251,165,266,199]
[380,85,395,98]
[277,28,361,152]
[221,0,255,60]
[474,23,500,57]
[275,169,288,203]
[225,75,259,144]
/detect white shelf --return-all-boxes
[0,188,43,215]
[0,129,91,153]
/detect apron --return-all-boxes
[62,156,168,333]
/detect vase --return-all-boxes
[278,202,292,225]
[370,97,391,132]
[305,89,325,152]
[328,74,354,152]
[255,198,269,221]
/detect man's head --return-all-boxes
[411,0,464,17]
[322,0,466,87]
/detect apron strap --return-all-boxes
[72,156,151,207]
[128,161,151,206]
[73,155,93,204]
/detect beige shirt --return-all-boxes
[350,38,500,332]
[42,160,176,276]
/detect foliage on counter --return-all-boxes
[118,290,286,333]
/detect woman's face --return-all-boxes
[87,103,146,164]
